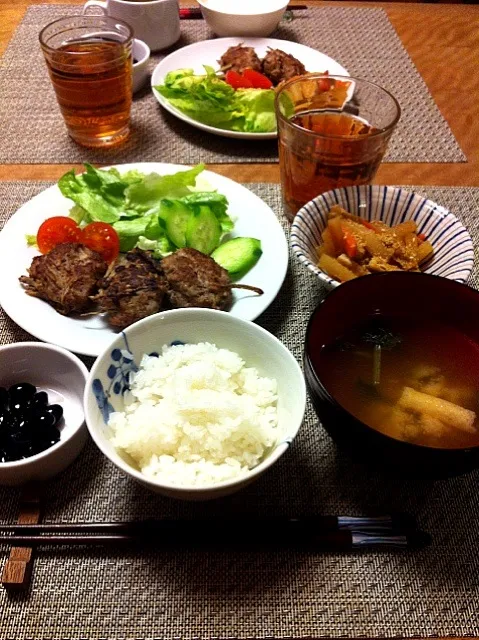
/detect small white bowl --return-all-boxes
[132,38,150,94]
[0,342,89,486]
[290,185,474,290]
[197,0,288,37]
[84,309,306,501]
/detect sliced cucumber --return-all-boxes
[211,237,262,281]
[161,200,191,248]
[186,205,221,255]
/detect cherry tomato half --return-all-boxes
[36,216,83,254]
[242,69,273,89]
[82,222,120,263]
[225,69,252,89]
[225,68,274,90]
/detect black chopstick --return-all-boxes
[0,516,430,551]
[0,514,416,535]
[0,530,430,551]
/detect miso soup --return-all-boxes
[317,315,479,449]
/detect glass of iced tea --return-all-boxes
[39,15,133,148]
[275,75,401,221]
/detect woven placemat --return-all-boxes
[0,180,478,639]
[0,5,466,165]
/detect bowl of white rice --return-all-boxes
[84,309,306,500]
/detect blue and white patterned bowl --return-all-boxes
[84,308,306,501]
[290,185,474,289]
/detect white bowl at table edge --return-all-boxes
[0,342,89,486]
[83,308,307,501]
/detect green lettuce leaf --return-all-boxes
[80,163,127,207]
[58,168,123,223]
[69,204,90,225]
[125,164,206,214]
[112,218,151,252]
[52,162,232,259]
[136,235,175,258]
[112,213,173,253]
[153,68,277,133]
[119,169,145,186]
[235,89,277,133]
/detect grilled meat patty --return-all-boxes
[20,242,107,315]
[162,248,233,311]
[218,44,262,74]
[94,248,167,330]
[261,48,307,86]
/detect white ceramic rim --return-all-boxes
[132,38,150,66]
[0,342,89,468]
[197,0,288,16]
[85,308,307,494]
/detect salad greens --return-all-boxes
[154,66,277,134]
[51,163,234,258]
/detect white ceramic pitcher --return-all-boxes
[83,0,180,52]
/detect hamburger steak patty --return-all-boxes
[94,248,167,330]
[162,248,233,311]
[261,48,307,86]
[19,242,107,315]
[218,44,262,74]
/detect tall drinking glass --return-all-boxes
[40,15,133,148]
[275,75,401,221]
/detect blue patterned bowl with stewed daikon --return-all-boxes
[291,185,473,290]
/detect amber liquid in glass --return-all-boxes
[45,40,132,147]
[279,110,384,216]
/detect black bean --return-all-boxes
[31,391,48,408]
[34,411,56,430]
[19,444,37,459]
[45,404,63,425]
[0,387,8,411]
[0,449,12,463]
[33,440,56,454]
[15,416,33,433]
[9,401,27,418]
[0,384,62,462]
[0,412,10,430]
[1,411,18,432]
[38,426,60,447]
[10,430,32,446]
[8,382,37,405]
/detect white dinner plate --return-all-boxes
[0,163,288,357]
[151,37,349,139]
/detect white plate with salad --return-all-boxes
[151,37,349,139]
[0,163,288,357]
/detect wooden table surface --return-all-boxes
[0,1,477,637]
[0,0,478,187]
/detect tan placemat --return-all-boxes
[0,5,466,165]
[0,180,478,639]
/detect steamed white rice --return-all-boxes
[108,342,279,487]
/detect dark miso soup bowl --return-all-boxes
[304,271,479,478]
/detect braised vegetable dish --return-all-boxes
[317,205,434,282]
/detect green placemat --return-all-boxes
[0,181,478,639]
